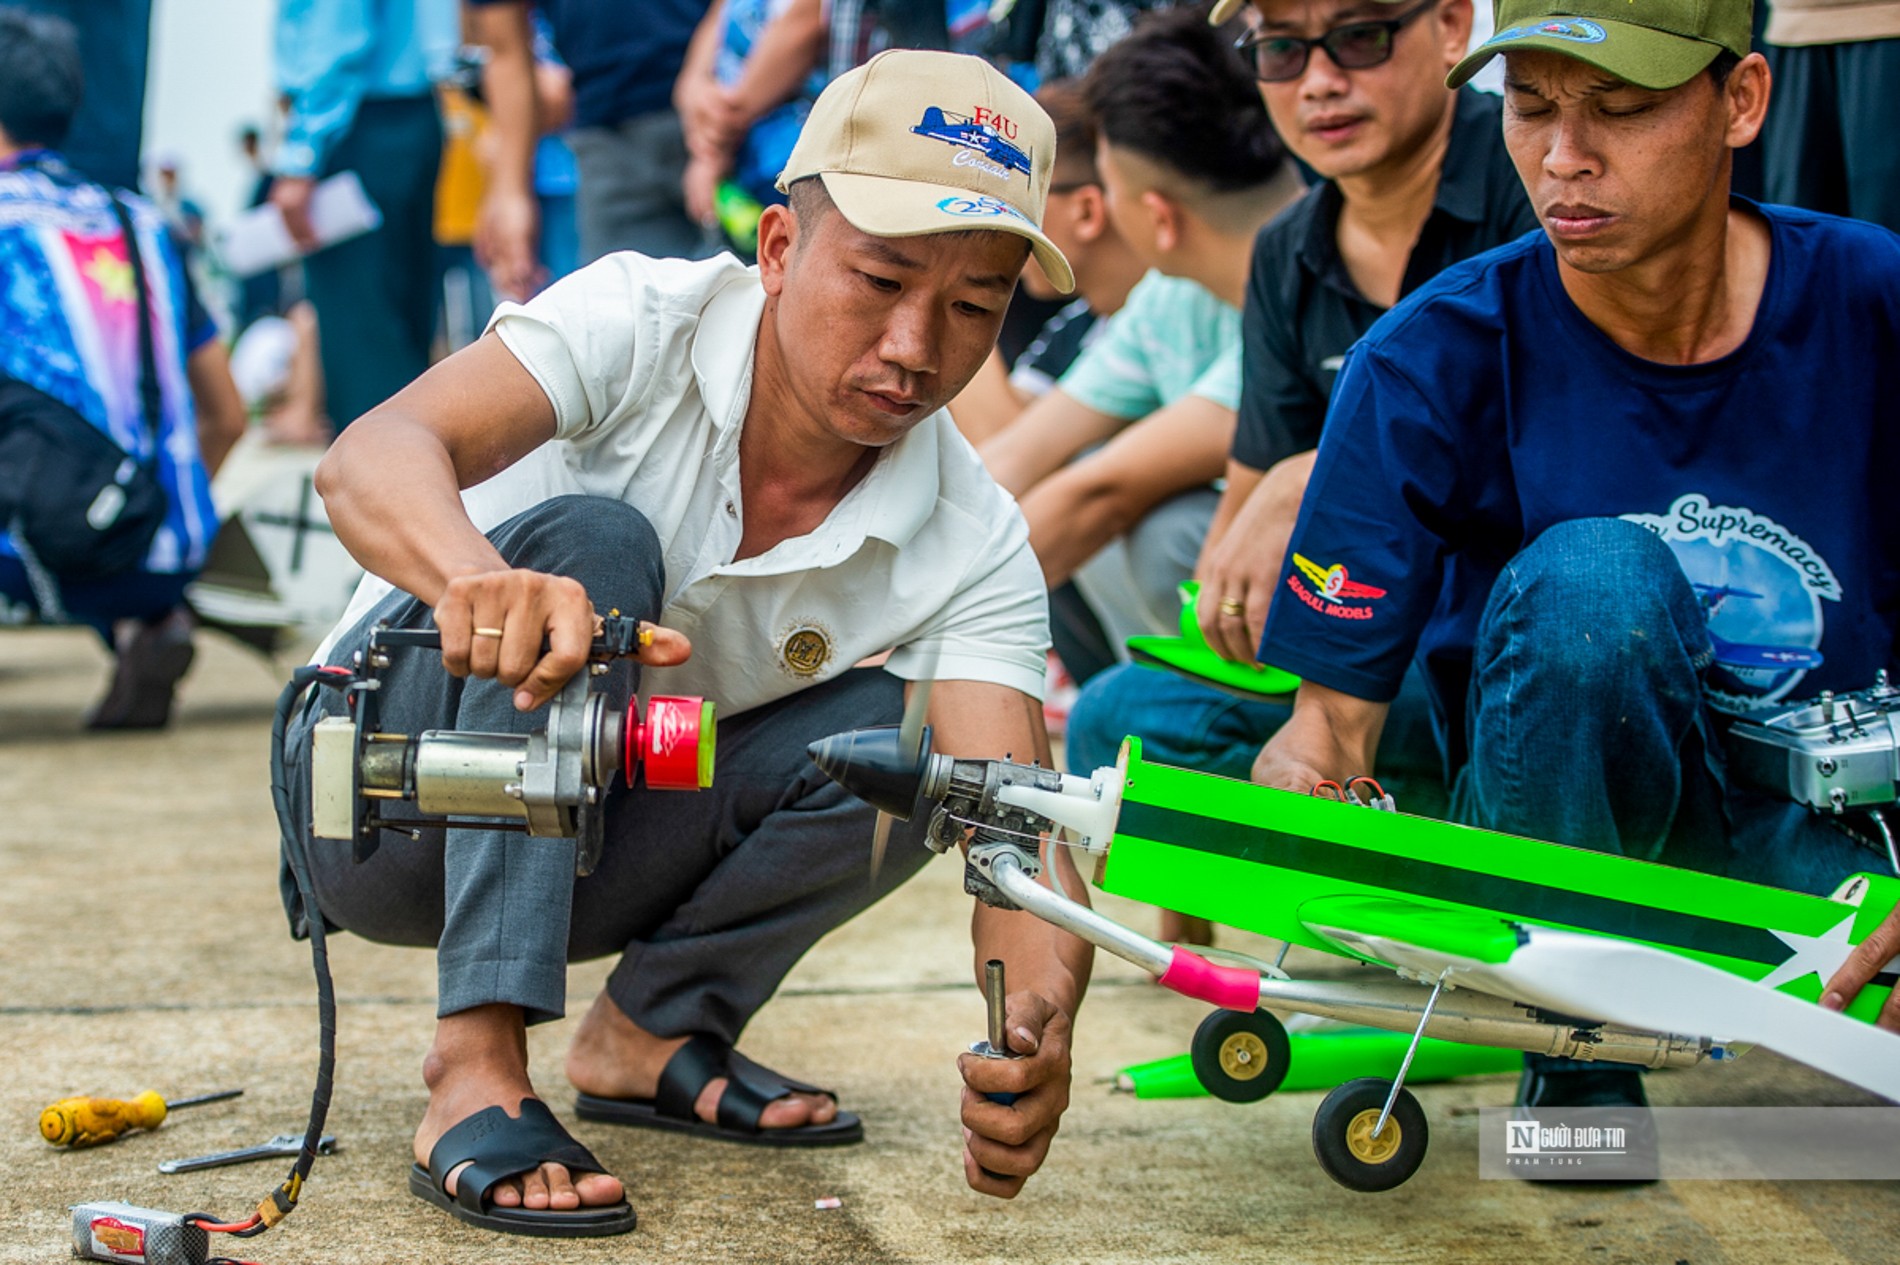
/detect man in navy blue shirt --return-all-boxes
[1255,0,1900,1105]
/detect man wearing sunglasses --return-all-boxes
[1067,0,1533,796]
[1247,0,1900,1110]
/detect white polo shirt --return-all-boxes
[321,251,1049,716]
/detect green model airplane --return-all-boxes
[808,727,1900,1191]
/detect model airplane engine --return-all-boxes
[806,726,1123,906]
[309,618,715,876]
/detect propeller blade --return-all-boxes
[898,676,932,764]
[870,810,894,885]
[877,677,934,880]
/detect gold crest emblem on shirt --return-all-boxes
[779,621,834,677]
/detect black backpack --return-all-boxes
[0,191,169,588]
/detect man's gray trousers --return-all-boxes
[283,495,930,1038]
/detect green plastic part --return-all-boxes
[1097,738,1900,1021]
[713,181,764,255]
[1120,1029,1523,1100]
[1123,581,1302,699]
[1299,895,1522,965]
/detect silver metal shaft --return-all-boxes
[985,959,1007,1052]
[988,851,1175,976]
[985,850,1714,1071]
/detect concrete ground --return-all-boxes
[3,627,1895,1264]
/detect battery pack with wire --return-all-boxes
[70,1204,208,1265]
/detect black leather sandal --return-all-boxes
[574,1033,863,1147]
[407,1098,636,1237]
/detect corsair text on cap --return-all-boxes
[776,49,1074,294]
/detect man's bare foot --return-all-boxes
[415,1004,625,1212]
[566,992,837,1129]
[1159,909,1215,947]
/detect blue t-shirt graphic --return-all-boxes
[1259,202,1900,765]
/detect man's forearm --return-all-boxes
[186,342,246,479]
[728,0,826,125]
[472,3,537,199]
[970,857,1093,1021]
[315,415,508,606]
[1195,459,1265,577]
[976,389,1123,498]
[1022,470,1141,589]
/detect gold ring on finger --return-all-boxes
[472,626,505,638]
[1218,598,1245,617]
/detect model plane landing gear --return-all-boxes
[1190,1009,1291,1103]
[1312,1077,1428,1191]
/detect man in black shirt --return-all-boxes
[1068,0,1536,794]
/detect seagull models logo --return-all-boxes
[1287,553,1387,621]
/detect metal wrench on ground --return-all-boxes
[157,1133,337,1174]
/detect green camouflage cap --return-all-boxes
[1449,0,1752,91]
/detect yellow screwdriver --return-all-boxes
[40,1088,243,1148]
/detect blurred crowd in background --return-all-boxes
[0,0,1893,739]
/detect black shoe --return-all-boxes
[1513,1064,1658,1184]
[1514,1064,1650,1110]
[86,608,195,730]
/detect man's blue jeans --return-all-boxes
[1462,518,1875,1081]
[0,554,190,644]
[1458,517,1873,895]
[1066,655,1447,817]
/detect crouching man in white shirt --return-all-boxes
[287,50,1092,1238]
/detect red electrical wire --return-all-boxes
[1345,775,1388,801]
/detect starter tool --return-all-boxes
[64,612,716,1263]
[309,616,715,874]
[970,958,1020,1102]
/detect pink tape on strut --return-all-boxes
[1158,946,1261,1012]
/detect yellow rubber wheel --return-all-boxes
[1344,1108,1402,1165]
[1191,1009,1291,1103]
[1219,1031,1270,1081]
[1313,1078,1429,1192]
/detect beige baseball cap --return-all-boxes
[775,49,1073,293]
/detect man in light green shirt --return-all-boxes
[978,7,1301,644]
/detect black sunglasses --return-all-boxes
[1234,0,1440,83]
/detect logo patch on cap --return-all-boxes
[910,107,1033,178]
[1491,17,1607,44]
[936,195,1032,224]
